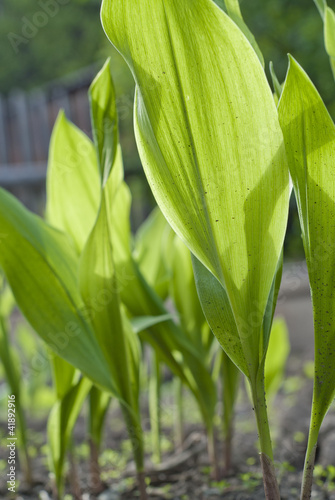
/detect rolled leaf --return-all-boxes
[89,58,120,187]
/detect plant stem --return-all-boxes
[300,443,317,500]
[121,404,147,500]
[68,444,82,500]
[137,471,148,500]
[89,438,105,495]
[300,422,319,500]
[207,425,220,481]
[149,352,161,464]
[16,398,32,484]
[251,376,280,500]
[223,420,233,474]
[174,378,184,451]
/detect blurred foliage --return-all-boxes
[0,0,333,110]
[0,0,106,93]
[1,0,334,249]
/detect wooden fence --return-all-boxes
[0,64,153,225]
[0,65,97,188]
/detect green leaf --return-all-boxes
[48,377,92,496]
[325,6,335,79]
[101,0,289,383]
[171,236,207,354]
[313,0,327,19]
[89,58,119,186]
[223,0,264,66]
[46,111,100,254]
[220,349,240,440]
[131,314,171,334]
[46,110,123,255]
[134,207,172,299]
[264,317,290,397]
[269,62,282,101]
[278,54,335,450]
[0,316,21,396]
[50,355,79,401]
[192,254,249,377]
[0,188,115,394]
[79,193,135,403]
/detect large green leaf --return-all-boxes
[0,188,115,394]
[278,55,335,487]
[101,0,289,383]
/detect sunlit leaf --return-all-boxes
[101,0,289,385]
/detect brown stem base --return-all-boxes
[137,471,148,500]
[260,453,280,500]
[89,439,106,495]
[300,445,317,500]
[207,431,220,481]
[223,431,233,475]
[69,450,82,500]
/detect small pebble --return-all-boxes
[98,489,121,500]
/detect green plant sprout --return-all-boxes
[278,55,335,499]
[0,275,32,484]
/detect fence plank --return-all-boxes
[28,90,50,161]
[8,90,33,163]
[0,96,8,164]
[49,86,72,124]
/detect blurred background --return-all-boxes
[0,0,334,258]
